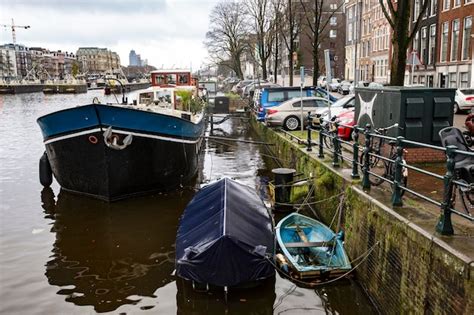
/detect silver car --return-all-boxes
[454,89,474,113]
[265,96,332,130]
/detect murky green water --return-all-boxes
[0,91,376,314]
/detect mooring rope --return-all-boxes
[273,192,344,207]
[268,240,381,288]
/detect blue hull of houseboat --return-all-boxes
[37,104,205,201]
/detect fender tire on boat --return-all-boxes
[39,152,53,187]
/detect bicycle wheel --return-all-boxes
[457,180,473,216]
[323,133,334,150]
[359,151,384,186]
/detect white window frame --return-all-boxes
[453,0,461,8]
[451,19,460,62]
[330,17,337,26]
[430,0,437,17]
[330,29,337,38]
[428,24,436,64]
[461,16,472,61]
[443,0,450,11]
[441,22,449,62]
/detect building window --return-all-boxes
[330,17,337,26]
[348,6,353,19]
[414,0,419,21]
[429,24,436,65]
[330,30,337,38]
[413,31,419,53]
[443,0,450,10]
[449,72,457,88]
[466,0,473,4]
[330,4,337,10]
[441,22,449,62]
[421,27,427,64]
[460,72,470,88]
[451,19,460,61]
[348,23,353,41]
[462,16,472,61]
[453,0,460,7]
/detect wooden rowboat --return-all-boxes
[276,213,351,279]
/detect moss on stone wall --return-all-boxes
[251,118,473,314]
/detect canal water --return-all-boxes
[0,91,376,314]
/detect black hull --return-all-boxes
[45,131,201,201]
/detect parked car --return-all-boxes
[265,96,333,130]
[338,81,352,95]
[328,79,341,92]
[368,82,385,89]
[336,109,355,140]
[454,89,474,114]
[256,86,339,121]
[314,95,355,125]
[317,76,327,89]
[231,79,254,94]
[242,80,269,98]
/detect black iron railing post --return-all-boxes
[362,124,372,190]
[318,121,324,158]
[391,136,405,207]
[306,111,312,152]
[352,126,360,179]
[436,145,456,235]
[332,120,340,167]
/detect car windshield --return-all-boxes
[331,96,354,107]
[460,89,474,95]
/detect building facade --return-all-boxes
[409,0,439,86]
[345,0,362,81]
[369,0,390,84]
[0,45,18,79]
[435,0,473,88]
[77,47,121,74]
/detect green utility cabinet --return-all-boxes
[355,87,455,144]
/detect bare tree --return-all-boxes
[300,0,344,86]
[245,0,277,80]
[280,0,301,86]
[272,0,283,83]
[380,0,429,85]
[205,1,249,79]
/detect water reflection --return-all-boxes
[41,188,194,313]
[176,278,276,315]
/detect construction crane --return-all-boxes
[1,19,30,45]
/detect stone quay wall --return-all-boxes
[252,119,473,314]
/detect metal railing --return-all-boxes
[301,111,473,235]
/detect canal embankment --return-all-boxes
[252,119,474,314]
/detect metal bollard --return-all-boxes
[391,136,405,207]
[306,111,312,152]
[362,124,372,190]
[351,126,360,179]
[436,145,456,235]
[318,122,324,158]
[332,121,340,167]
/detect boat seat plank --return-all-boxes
[285,241,335,248]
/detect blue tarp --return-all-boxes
[175,178,275,287]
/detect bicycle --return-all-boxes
[359,124,408,194]
[439,127,473,216]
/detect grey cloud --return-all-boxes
[1,0,168,14]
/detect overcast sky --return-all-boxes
[0,0,220,70]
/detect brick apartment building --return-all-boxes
[345,0,361,81]
[76,47,121,75]
[409,0,439,87]
[435,0,473,88]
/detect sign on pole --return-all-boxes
[300,66,304,132]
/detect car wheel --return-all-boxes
[284,116,300,131]
[454,102,460,114]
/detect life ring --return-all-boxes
[88,135,98,144]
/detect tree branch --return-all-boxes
[408,0,430,43]
[379,0,395,29]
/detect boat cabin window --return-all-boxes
[167,74,176,85]
[139,92,154,105]
[178,74,189,85]
[155,74,165,85]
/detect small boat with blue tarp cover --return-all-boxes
[276,213,351,279]
[175,177,275,288]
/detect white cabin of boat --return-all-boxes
[131,69,202,123]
